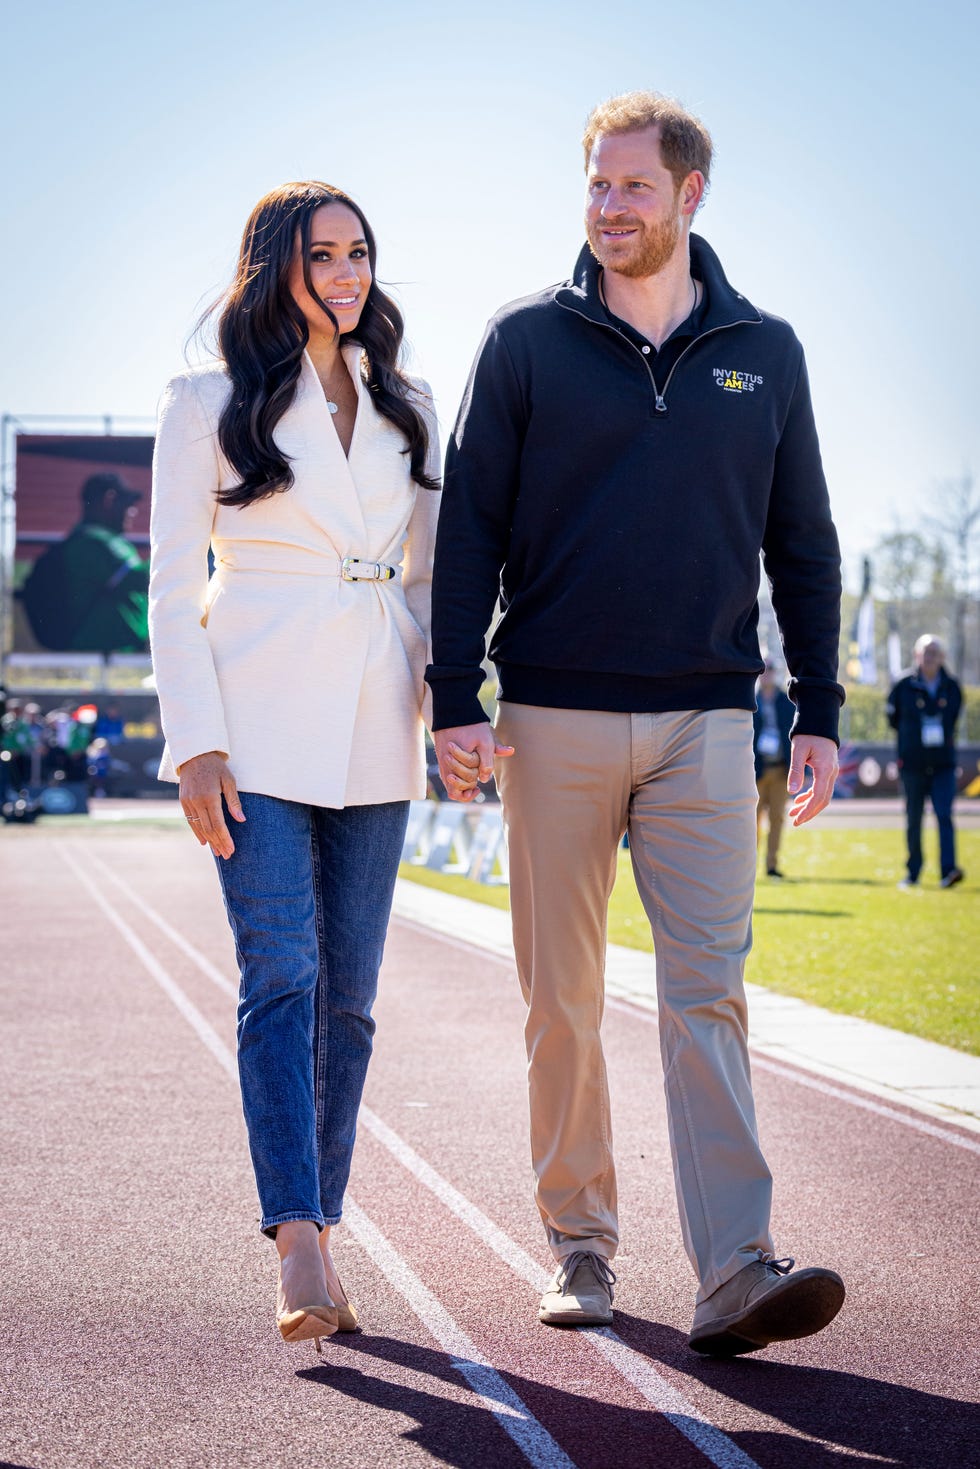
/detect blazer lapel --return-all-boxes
[295,346,369,548]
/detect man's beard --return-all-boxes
[586,204,682,280]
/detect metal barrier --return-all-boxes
[401,800,508,885]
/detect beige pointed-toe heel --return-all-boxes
[333,1279,359,1332]
[276,1304,340,1353]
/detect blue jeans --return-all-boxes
[214,793,409,1235]
[901,767,957,881]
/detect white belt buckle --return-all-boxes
[341,557,394,582]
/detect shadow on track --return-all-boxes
[752,908,851,918]
[761,877,884,889]
[612,1312,980,1468]
[298,1332,700,1468]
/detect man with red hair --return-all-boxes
[428,92,846,1356]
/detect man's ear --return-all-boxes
[681,171,705,217]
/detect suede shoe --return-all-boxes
[688,1252,844,1356]
[539,1250,616,1326]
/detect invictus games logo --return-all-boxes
[713,367,764,393]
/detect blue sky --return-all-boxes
[2,0,977,586]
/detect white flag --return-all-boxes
[887,626,903,681]
[856,591,877,684]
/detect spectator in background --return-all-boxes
[753,659,795,878]
[95,703,125,744]
[46,709,90,780]
[86,737,113,798]
[13,703,45,787]
[41,710,65,781]
[887,635,964,889]
[22,703,45,741]
[1,700,32,790]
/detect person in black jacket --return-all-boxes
[427,90,846,1355]
[887,635,964,889]
[753,660,796,878]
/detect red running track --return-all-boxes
[1,822,978,1469]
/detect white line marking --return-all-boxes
[601,988,980,1158]
[343,1199,576,1469]
[750,1056,980,1157]
[588,1330,762,1469]
[75,861,978,1155]
[361,1107,547,1286]
[394,913,515,965]
[61,841,980,1458]
[359,1108,762,1469]
[359,1110,549,1286]
[56,843,574,1469]
[58,843,238,1084]
[394,912,980,1153]
[83,845,239,999]
[66,845,978,1454]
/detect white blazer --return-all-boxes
[149,343,441,808]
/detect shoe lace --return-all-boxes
[756,1250,795,1275]
[556,1250,617,1296]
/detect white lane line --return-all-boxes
[587,1330,761,1469]
[83,845,239,999]
[359,1108,762,1469]
[750,1056,980,1157]
[65,837,762,1466]
[79,864,978,1157]
[55,843,574,1469]
[394,913,515,965]
[343,1199,575,1469]
[73,864,980,1160]
[361,1107,547,1287]
[58,842,238,1084]
[602,989,980,1159]
[394,915,980,1154]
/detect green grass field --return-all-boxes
[401,825,980,1055]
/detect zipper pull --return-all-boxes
[654,395,667,414]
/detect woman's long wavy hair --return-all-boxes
[200,182,438,505]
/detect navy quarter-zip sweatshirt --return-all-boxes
[426,234,845,740]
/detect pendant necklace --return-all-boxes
[323,359,347,414]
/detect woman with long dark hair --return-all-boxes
[149,182,476,1350]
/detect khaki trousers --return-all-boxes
[756,762,790,870]
[494,703,774,1303]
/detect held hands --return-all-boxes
[787,735,838,825]
[179,751,246,859]
[179,726,509,849]
[434,723,515,803]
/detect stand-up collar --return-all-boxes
[555,233,762,333]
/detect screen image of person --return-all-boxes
[20,472,150,654]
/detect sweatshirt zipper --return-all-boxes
[559,302,760,415]
[651,320,758,412]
